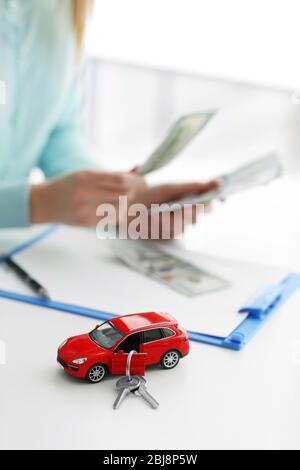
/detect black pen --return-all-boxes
[2,256,50,299]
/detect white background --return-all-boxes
[86,0,300,90]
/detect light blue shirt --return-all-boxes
[0,0,97,228]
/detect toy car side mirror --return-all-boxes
[94,324,101,330]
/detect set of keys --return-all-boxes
[113,351,159,410]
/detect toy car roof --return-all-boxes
[111,312,177,334]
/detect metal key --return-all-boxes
[113,350,142,409]
[113,375,141,409]
[113,350,159,410]
[135,381,160,409]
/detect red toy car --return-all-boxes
[57,312,189,383]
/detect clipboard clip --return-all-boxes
[222,274,300,350]
[221,284,284,349]
[238,284,283,320]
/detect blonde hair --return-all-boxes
[72,0,93,48]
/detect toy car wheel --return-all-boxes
[86,364,107,383]
[160,350,180,369]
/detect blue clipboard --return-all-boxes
[1,225,300,351]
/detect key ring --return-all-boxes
[126,350,137,381]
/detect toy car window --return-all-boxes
[115,333,141,354]
[142,329,163,343]
[89,322,124,349]
[162,328,175,338]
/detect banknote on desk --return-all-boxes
[113,241,229,296]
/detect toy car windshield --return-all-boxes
[89,322,124,349]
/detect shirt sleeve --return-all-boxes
[0,181,30,228]
[38,74,99,178]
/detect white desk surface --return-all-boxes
[0,221,300,451]
[1,293,300,451]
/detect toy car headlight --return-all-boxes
[59,339,67,350]
[72,357,87,365]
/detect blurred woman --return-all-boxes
[0,0,215,234]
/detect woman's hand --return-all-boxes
[128,180,218,239]
[30,169,217,239]
[131,180,217,207]
[30,170,146,226]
